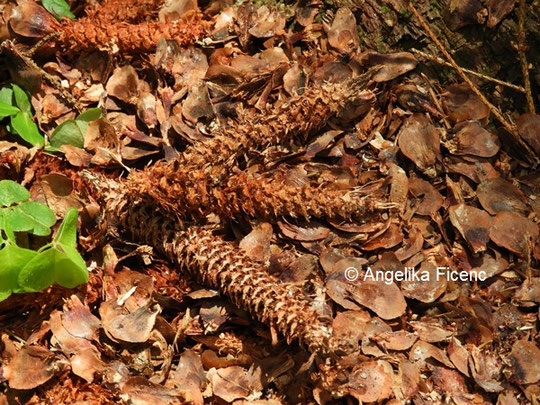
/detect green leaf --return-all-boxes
[10,112,45,147]
[41,0,75,20]
[77,108,102,122]
[53,207,78,247]
[6,201,57,236]
[44,145,61,153]
[18,246,87,292]
[1,210,17,244]
[12,84,31,114]
[0,101,20,119]
[0,290,12,303]
[18,248,57,292]
[0,87,14,105]
[0,180,30,206]
[0,244,38,291]
[55,244,88,288]
[49,119,85,148]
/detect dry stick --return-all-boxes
[517,0,536,114]
[419,72,451,129]
[406,1,514,132]
[411,48,526,94]
[406,1,537,161]
[25,32,60,57]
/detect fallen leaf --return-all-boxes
[100,301,160,343]
[445,121,500,157]
[469,346,504,392]
[4,345,60,389]
[509,340,540,385]
[278,221,330,241]
[106,65,140,104]
[353,51,417,82]
[444,0,485,30]
[121,376,180,404]
[401,258,447,303]
[9,0,58,38]
[442,83,490,123]
[408,176,444,216]
[399,360,420,399]
[248,6,285,38]
[448,338,470,377]
[207,365,263,403]
[326,8,359,53]
[514,277,540,305]
[432,366,468,393]
[239,222,273,262]
[169,349,206,405]
[373,330,417,351]
[347,361,393,402]
[362,223,403,250]
[477,177,529,215]
[409,340,454,368]
[325,270,407,319]
[516,113,540,155]
[487,0,516,27]
[490,211,538,256]
[409,320,452,343]
[449,204,492,253]
[398,113,441,177]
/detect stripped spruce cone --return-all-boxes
[84,0,164,24]
[214,171,394,221]
[7,1,207,54]
[128,74,377,217]
[128,164,391,222]
[152,71,376,172]
[83,172,354,355]
[57,12,208,53]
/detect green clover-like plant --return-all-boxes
[48,108,102,151]
[0,180,88,301]
[0,83,102,151]
[0,84,44,147]
[41,0,75,20]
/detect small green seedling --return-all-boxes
[0,83,101,152]
[48,108,102,151]
[0,180,88,301]
[41,0,75,20]
[0,84,44,147]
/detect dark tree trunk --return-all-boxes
[352,0,539,114]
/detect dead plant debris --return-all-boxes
[0,0,538,404]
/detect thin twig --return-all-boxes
[517,0,535,113]
[25,32,60,57]
[406,1,515,133]
[419,72,451,129]
[406,1,537,163]
[1,40,82,113]
[411,48,526,94]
